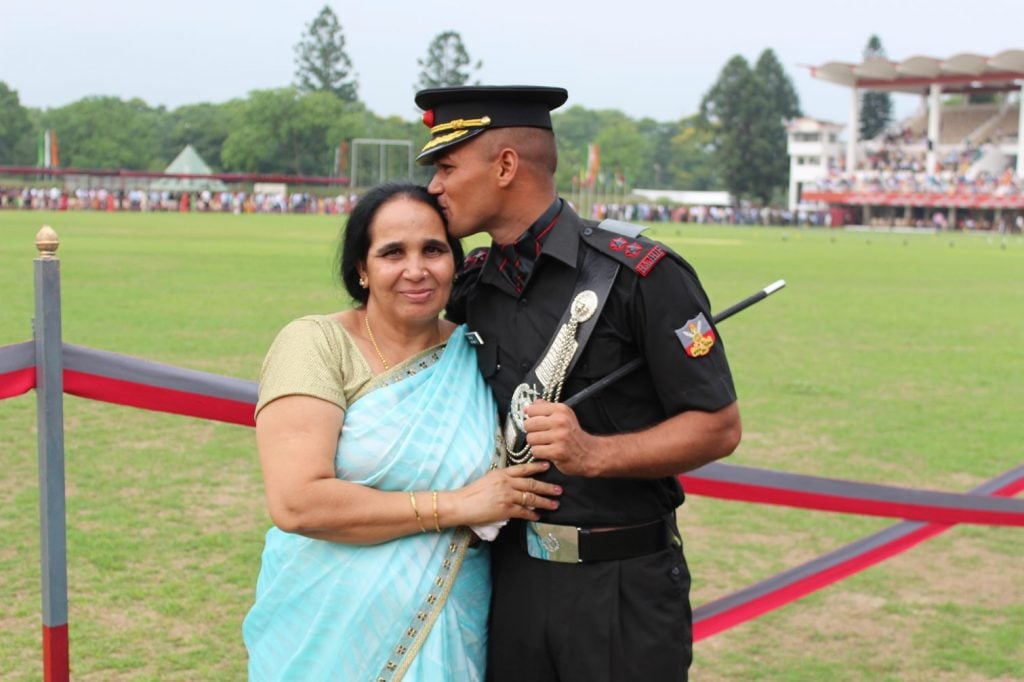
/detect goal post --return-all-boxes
[349,139,414,191]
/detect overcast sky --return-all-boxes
[3,0,1021,127]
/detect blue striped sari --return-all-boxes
[244,329,498,681]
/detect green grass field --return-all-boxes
[1,210,1022,680]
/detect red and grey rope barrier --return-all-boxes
[0,341,36,399]
[1,341,256,425]
[692,463,1024,640]
[680,461,1024,526]
[62,344,257,427]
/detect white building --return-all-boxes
[631,189,732,206]
[786,117,844,211]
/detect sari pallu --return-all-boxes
[244,329,498,681]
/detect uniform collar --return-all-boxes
[480,198,579,293]
[537,200,580,269]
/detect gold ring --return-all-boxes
[521,491,528,506]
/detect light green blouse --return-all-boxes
[255,315,373,418]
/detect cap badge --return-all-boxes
[675,313,716,358]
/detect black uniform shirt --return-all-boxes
[448,201,737,526]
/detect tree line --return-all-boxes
[0,3,894,206]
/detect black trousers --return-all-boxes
[485,522,692,682]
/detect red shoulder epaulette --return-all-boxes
[583,226,667,278]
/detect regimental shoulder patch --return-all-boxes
[675,312,716,357]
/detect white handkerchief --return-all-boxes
[470,519,508,542]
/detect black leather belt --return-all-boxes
[522,514,678,563]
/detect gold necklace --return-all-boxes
[363,313,390,370]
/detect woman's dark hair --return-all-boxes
[338,182,464,305]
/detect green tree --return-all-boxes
[638,118,683,189]
[701,51,801,204]
[594,117,653,191]
[41,96,168,169]
[669,116,719,190]
[552,106,659,191]
[294,5,358,103]
[415,31,482,90]
[754,49,801,199]
[0,81,35,165]
[222,88,366,176]
[552,105,605,190]
[701,56,771,203]
[755,49,801,120]
[165,101,243,172]
[860,35,893,140]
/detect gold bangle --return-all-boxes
[409,492,426,533]
[431,490,441,533]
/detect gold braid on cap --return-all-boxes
[429,116,491,135]
[421,130,469,152]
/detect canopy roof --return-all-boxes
[151,144,227,192]
[810,49,1024,94]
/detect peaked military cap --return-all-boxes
[414,85,568,164]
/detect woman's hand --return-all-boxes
[443,461,562,526]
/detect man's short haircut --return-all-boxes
[483,127,558,175]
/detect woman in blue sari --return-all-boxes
[243,183,562,680]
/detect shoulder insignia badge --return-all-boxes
[454,247,489,285]
[624,242,643,258]
[610,236,628,251]
[464,247,489,268]
[635,245,666,276]
[675,312,716,357]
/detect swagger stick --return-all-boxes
[563,279,785,408]
[711,279,786,324]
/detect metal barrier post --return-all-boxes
[34,225,70,681]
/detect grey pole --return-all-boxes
[34,225,70,680]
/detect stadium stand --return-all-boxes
[794,49,1024,228]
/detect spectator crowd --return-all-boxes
[0,186,358,215]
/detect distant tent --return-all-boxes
[150,145,227,192]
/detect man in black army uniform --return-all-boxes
[415,85,742,682]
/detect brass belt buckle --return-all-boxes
[526,521,581,563]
